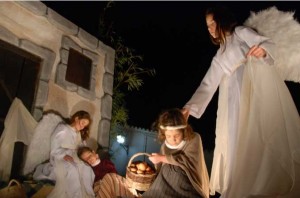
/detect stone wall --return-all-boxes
[0,1,114,149]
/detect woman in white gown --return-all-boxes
[33,111,95,198]
[182,6,300,198]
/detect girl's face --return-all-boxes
[74,118,90,131]
[165,129,184,146]
[206,14,217,38]
[80,151,99,165]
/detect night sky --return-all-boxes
[43,1,300,150]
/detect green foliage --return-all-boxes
[98,1,156,142]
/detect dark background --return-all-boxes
[43,1,300,150]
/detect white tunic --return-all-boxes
[185,26,300,197]
[33,123,95,198]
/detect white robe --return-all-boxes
[33,123,95,198]
[184,26,300,197]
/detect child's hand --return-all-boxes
[63,154,74,163]
[181,108,190,121]
[149,153,166,164]
[246,45,266,58]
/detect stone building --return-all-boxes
[0,1,114,180]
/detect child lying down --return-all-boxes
[77,146,139,198]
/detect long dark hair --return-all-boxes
[206,6,237,46]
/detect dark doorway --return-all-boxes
[0,40,41,179]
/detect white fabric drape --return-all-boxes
[0,98,37,182]
[225,58,300,197]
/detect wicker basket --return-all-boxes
[0,179,26,198]
[126,152,156,191]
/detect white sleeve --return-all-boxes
[184,58,225,118]
[50,125,73,160]
[235,26,275,65]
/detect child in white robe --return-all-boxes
[33,111,95,198]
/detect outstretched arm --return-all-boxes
[181,108,190,121]
[184,59,224,119]
[148,153,169,164]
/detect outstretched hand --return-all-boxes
[149,153,167,164]
[181,108,190,121]
[246,45,266,58]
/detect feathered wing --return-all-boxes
[22,113,63,175]
[244,6,300,83]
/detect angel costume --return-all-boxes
[142,132,210,198]
[33,122,95,198]
[184,11,300,198]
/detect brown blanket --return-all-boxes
[161,132,209,198]
[93,173,138,198]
